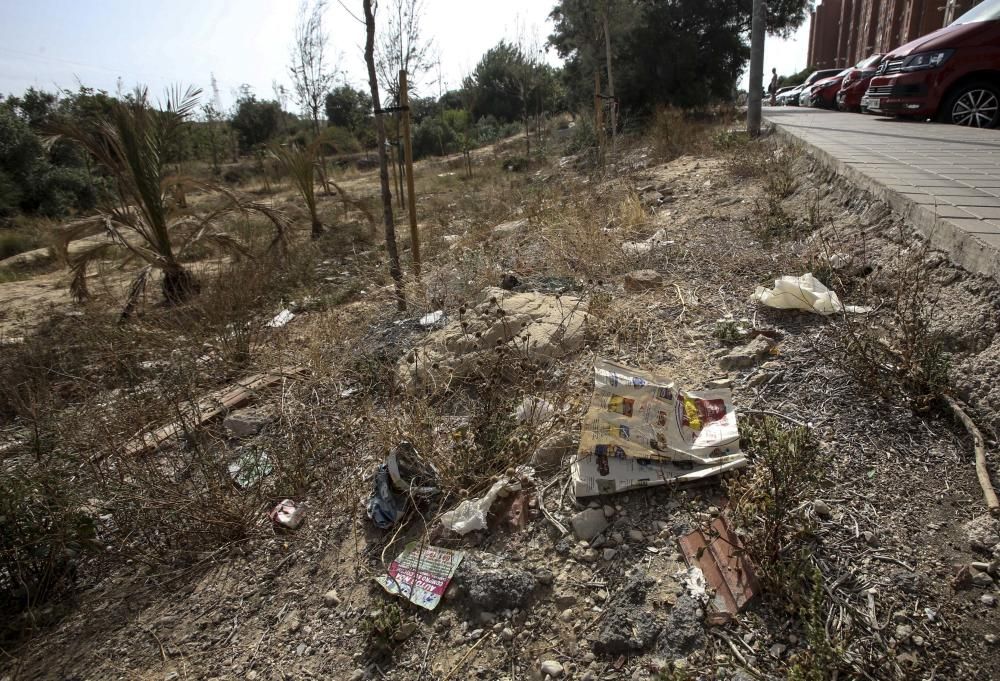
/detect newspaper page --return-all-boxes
[573,359,747,497]
[376,542,465,611]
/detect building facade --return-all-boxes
[806,0,985,70]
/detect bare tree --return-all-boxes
[511,20,542,158]
[376,0,432,207]
[289,0,337,135]
[364,0,406,312]
[375,0,433,103]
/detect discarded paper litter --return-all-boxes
[229,451,273,488]
[752,273,870,315]
[376,542,464,611]
[572,359,746,497]
[267,309,295,328]
[366,443,438,529]
[269,499,306,529]
[440,466,534,535]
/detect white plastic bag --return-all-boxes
[752,273,869,315]
[440,466,534,535]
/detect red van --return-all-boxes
[862,0,1000,127]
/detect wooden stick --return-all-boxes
[945,395,999,514]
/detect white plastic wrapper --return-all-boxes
[440,466,533,534]
[752,273,870,315]
[572,359,746,497]
[515,396,555,425]
[267,309,295,328]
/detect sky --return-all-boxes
[0,0,811,112]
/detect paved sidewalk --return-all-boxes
[764,107,1000,278]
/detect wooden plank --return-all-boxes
[110,366,307,460]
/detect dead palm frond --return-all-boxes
[47,86,291,316]
[271,139,324,239]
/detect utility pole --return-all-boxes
[747,0,766,137]
[400,69,420,279]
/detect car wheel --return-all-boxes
[942,81,1000,128]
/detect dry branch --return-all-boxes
[944,395,999,514]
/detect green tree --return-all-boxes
[549,0,813,113]
[324,85,372,133]
[231,90,283,152]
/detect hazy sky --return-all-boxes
[0,0,811,111]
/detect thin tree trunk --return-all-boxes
[748,0,766,137]
[400,69,421,279]
[602,6,617,159]
[364,0,406,312]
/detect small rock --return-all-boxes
[971,569,995,588]
[718,336,774,371]
[628,529,645,543]
[705,377,732,389]
[603,505,615,518]
[981,594,997,607]
[540,660,564,677]
[603,548,617,561]
[966,515,1000,553]
[581,673,595,681]
[624,269,664,292]
[296,643,307,656]
[986,634,998,645]
[501,627,515,641]
[500,272,519,290]
[769,643,786,658]
[394,622,417,641]
[862,531,879,547]
[223,406,272,438]
[560,608,574,622]
[349,671,365,681]
[571,508,609,541]
[812,499,832,518]
[323,589,341,607]
[895,624,912,641]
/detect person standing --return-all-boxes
[768,68,779,106]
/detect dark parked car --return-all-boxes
[837,54,884,112]
[777,69,843,106]
[802,69,850,108]
[862,0,1000,127]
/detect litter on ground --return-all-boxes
[376,542,464,611]
[751,273,870,315]
[266,309,295,328]
[268,499,306,529]
[678,515,759,623]
[440,466,534,535]
[366,442,438,529]
[572,359,746,496]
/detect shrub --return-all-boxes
[0,464,95,636]
[0,228,40,260]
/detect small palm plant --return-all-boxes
[270,138,324,239]
[49,86,290,316]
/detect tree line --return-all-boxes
[1,0,813,224]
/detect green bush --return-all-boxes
[0,466,95,628]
